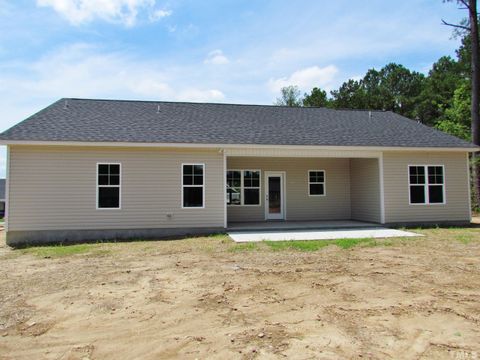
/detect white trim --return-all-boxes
[307,169,326,197]
[5,145,10,231]
[226,169,261,207]
[223,151,227,228]
[264,171,286,220]
[2,140,477,152]
[379,153,386,224]
[96,162,122,210]
[467,153,472,222]
[181,163,205,209]
[408,164,446,205]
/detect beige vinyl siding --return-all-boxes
[8,145,225,231]
[227,157,351,222]
[350,158,381,223]
[383,151,470,223]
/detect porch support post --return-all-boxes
[379,153,385,224]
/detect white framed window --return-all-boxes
[182,163,205,208]
[408,165,445,205]
[226,170,261,206]
[97,163,121,209]
[308,170,325,196]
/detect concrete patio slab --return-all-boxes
[228,227,421,243]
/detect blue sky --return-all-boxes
[0,0,467,176]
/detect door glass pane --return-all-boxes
[268,177,281,214]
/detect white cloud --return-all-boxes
[204,49,229,65]
[36,0,166,27]
[0,43,226,128]
[176,89,225,102]
[268,65,339,93]
[149,8,171,22]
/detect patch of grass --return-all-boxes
[265,237,376,252]
[205,232,228,239]
[266,240,330,252]
[229,242,258,252]
[21,243,109,258]
[455,233,474,244]
[334,238,375,249]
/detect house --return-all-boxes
[0,98,477,246]
[0,179,5,218]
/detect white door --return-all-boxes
[265,172,285,220]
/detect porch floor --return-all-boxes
[226,220,421,243]
[226,220,378,232]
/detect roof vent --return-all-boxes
[157,105,160,114]
[368,111,372,119]
[63,99,69,109]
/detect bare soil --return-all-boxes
[0,228,479,359]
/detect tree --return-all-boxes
[435,84,471,140]
[415,56,463,125]
[330,63,425,118]
[303,87,330,107]
[275,86,303,107]
[330,79,366,109]
[443,0,480,208]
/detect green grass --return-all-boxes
[13,227,479,258]
[21,243,110,258]
[229,242,259,252]
[265,237,377,252]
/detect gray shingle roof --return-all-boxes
[0,98,476,148]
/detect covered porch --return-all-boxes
[224,147,385,228]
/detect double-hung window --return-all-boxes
[182,164,204,208]
[409,165,445,204]
[308,170,325,196]
[97,163,121,209]
[226,170,260,205]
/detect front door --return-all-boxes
[265,172,284,220]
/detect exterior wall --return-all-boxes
[7,145,225,233]
[350,158,381,223]
[227,157,351,222]
[383,151,471,224]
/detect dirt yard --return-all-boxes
[0,227,479,360]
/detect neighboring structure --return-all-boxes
[0,179,5,218]
[0,98,477,246]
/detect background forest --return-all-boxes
[275,31,474,141]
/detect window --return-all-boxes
[182,164,204,208]
[226,170,260,206]
[308,170,325,196]
[227,170,241,205]
[408,165,445,205]
[97,163,121,209]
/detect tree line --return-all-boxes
[275,32,472,141]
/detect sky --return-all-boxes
[0,0,468,177]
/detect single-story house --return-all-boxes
[0,98,477,246]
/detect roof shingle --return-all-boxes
[0,98,475,148]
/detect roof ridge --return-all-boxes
[64,97,386,112]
